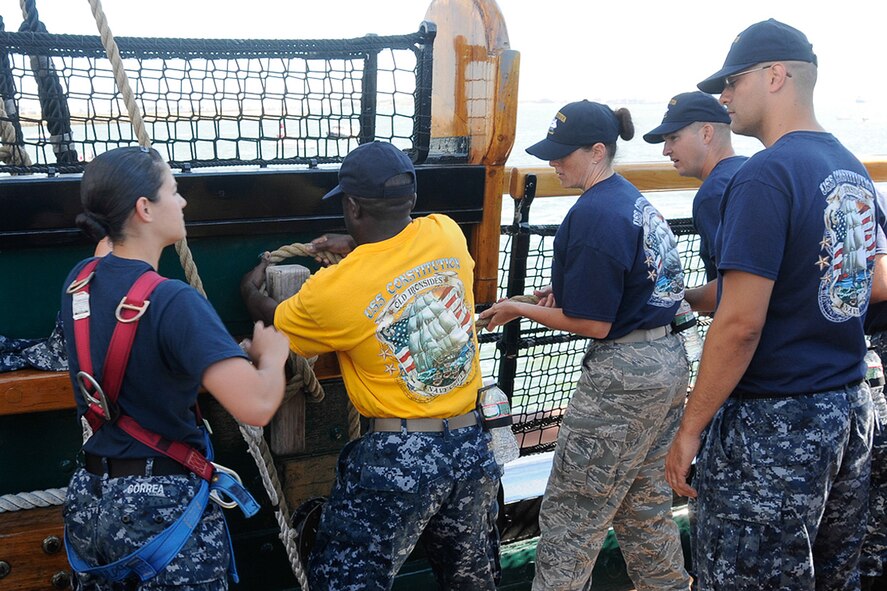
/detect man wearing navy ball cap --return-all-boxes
[665,19,884,590]
[644,91,747,281]
[242,141,501,590]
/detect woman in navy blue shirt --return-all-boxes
[61,146,289,590]
[480,101,691,591]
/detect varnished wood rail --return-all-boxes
[505,156,887,199]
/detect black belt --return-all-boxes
[732,379,864,400]
[84,454,191,478]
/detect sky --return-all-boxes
[0,0,883,109]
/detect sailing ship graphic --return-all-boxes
[377,273,476,400]
[819,184,876,321]
[635,199,685,307]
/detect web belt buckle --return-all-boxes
[209,462,246,510]
[76,371,114,421]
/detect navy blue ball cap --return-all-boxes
[322,141,417,200]
[643,91,731,144]
[526,100,620,161]
[698,19,817,94]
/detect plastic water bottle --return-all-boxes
[479,379,520,466]
[865,348,885,395]
[672,300,703,363]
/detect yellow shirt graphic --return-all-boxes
[274,215,481,418]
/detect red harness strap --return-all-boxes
[69,259,214,481]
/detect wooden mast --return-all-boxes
[424,0,519,304]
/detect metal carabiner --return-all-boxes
[76,371,113,421]
[209,462,244,509]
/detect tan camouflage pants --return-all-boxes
[533,333,691,591]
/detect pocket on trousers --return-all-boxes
[701,484,794,590]
[621,361,677,391]
[554,422,627,496]
[98,475,196,560]
[736,401,824,468]
[360,464,423,494]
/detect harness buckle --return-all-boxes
[76,371,116,422]
[209,462,244,509]
[115,297,151,323]
[66,272,95,294]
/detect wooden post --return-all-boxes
[424,0,519,305]
[266,264,311,455]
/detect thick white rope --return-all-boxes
[0,488,66,512]
[238,423,310,590]
[0,99,32,166]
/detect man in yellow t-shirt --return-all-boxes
[241,141,500,590]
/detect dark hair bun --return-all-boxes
[614,107,635,141]
[75,211,110,242]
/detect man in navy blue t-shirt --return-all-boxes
[644,91,747,282]
[664,19,881,591]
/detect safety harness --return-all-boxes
[64,258,260,583]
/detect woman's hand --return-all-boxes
[534,285,557,308]
[204,321,289,427]
[242,320,290,369]
[477,300,523,331]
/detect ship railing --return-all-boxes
[483,159,887,458]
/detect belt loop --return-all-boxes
[101,457,110,481]
[400,419,408,435]
[442,417,450,436]
[145,457,155,477]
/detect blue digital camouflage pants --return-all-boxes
[65,467,229,590]
[307,421,501,591]
[694,383,874,591]
[862,332,887,579]
[533,333,691,591]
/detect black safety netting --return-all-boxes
[0,26,434,175]
[478,216,711,457]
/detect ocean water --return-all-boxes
[506,100,887,223]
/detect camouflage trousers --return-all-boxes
[694,383,874,591]
[308,421,501,591]
[861,332,887,578]
[65,467,229,590]
[533,333,691,591]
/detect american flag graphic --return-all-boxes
[439,285,473,332]
[830,201,874,276]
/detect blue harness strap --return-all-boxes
[65,264,262,584]
[65,479,211,582]
[64,432,260,583]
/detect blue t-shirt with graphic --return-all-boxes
[61,254,247,459]
[715,131,882,395]
[551,174,684,339]
[694,155,747,281]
